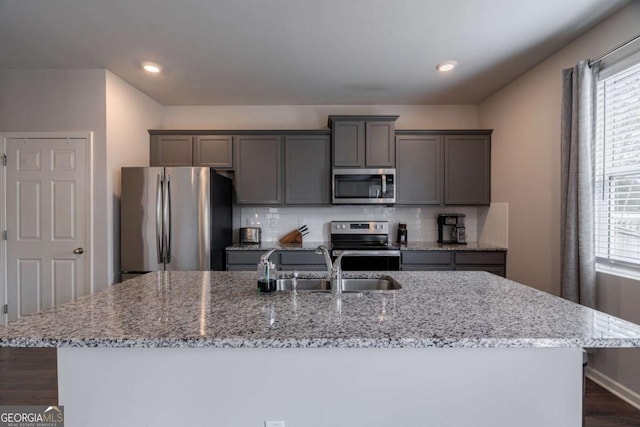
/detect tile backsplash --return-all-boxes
[238,206,481,244]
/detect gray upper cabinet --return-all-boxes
[194,135,233,169]
[332,121,365,167]
[444,135,491,205]
[395,134,442,205]
[284,135,331,205]
[150,135,193,166]
[329,115,398,168]
[150,134,233,168]
[234,135,282,205]
[365,121,395,167]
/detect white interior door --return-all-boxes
[4,135,89,321]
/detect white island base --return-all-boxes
[58,347,583,427]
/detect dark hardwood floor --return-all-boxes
[586,378,640,427]
[0,348,639,426]
[0,347,57,405]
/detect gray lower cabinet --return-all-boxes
[330,116,398,168]
[284,135,331,205]
[395,135,442,204]
[401,251,454,271]
[401,250,506,277]
[226,251,267,271]
[278,251,327,271]
[234,135,282,204]
[226,250,326,271]
[444,135,491,205]
[150,135,194,166]
[455,251,506,277]
[150,134,233,168]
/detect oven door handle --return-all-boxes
[332,250,401,257]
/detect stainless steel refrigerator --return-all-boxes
[120,167,231,280]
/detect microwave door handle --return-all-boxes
[381,174,386,196]
[156,173,164,264]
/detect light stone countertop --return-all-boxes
[1,271,639,349]
[226,242,329,251]
[226,242,507,251]
[398,242,506,251]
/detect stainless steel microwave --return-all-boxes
[332,168,396,204]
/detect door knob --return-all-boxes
[73,247,84,255]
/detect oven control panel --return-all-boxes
[331,221,389,234]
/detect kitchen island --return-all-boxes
[2,271,640,426]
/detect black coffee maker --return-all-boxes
[437,214,466,244]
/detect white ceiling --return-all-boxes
[0,0,629,105]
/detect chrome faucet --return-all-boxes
[332,250,400,294]
[315,245,341,293]
[315,245,333,273]
[260,248,278,264]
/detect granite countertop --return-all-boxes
[1,271,639,349]
[399,242,507,251]
[226,242,329,251]
[226,242,507,251]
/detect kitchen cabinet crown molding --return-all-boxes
[327,115,399,127]
[149,129,331,136]
[395,129,493,136]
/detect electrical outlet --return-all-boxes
[265,421,285,427]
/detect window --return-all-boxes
[595,60,640,271]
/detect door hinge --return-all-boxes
[1,154,6,166]
[2,304,7,315]
[1,230,6,241]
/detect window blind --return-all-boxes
[595,61,640,269]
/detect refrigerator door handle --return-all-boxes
[164,173,172,263]
[156,173,164,263]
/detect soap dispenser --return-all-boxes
[257,259,277,293]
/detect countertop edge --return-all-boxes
[3,337,638,349]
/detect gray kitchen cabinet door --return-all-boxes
[150,135,193,166]
[234,135,282,204]
[279,251,328,271]
[284,135,331,205]
[454,251,507,277]
[444,135,491,205]
[332,121,365,167]
[194,135,233,169]
[365,121,395,167]
[396,135,442,204]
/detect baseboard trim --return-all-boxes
[586,367,640,410]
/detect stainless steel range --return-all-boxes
[330,221,401,271]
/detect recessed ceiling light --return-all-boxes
[142,62,162,73]
[436,60,458,72]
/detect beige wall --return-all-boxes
[106,71,162,283]
[0,69,110,290]
[162,105,479,129]
[479,2,640,401]
[0,69,163,288]
[591,271,640,405]
[479,2,640,295]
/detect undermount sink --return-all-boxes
[341,277,401,291]
[275,277,401,292]
[276,278,330,291]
